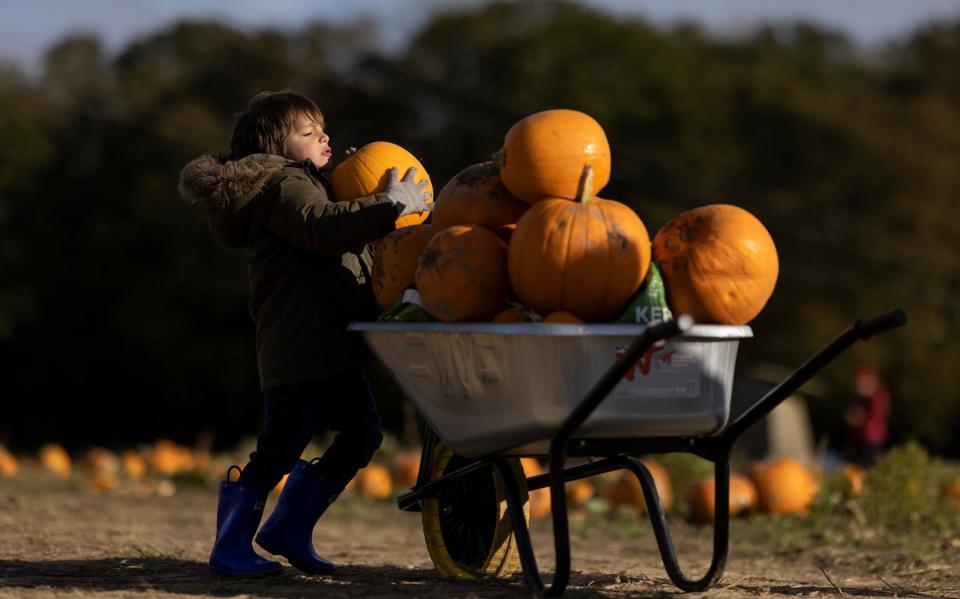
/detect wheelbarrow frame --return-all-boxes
[391,309,907,596]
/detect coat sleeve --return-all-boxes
[264,170,398,255]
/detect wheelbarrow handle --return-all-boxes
[721,308,907,443]
[855,308,908,340]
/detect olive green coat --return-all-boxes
[178,153,397,390]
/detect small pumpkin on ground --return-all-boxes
[0,445,18,477]
[371,224,435,309]
[652,204,778,325]
[508,165,650,322]
[497,109,611,203]
[355,463,394,499]
[39,443,72,479]
[416,225,511,322]
[750,458,818,515]
[520,458,552,520]
[602,459,673,512]
[390,452,421,488]
[330,141,433,228]
[432,161,528,231]
[686,473,758,524]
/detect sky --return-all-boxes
[3,0,960,74]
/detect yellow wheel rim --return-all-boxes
[421,441,529,578]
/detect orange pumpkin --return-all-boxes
[122,451,147,481]
[602,459,673,512]
[39,443,72,479]
[390,452,421,488]
[355,463,393,499]
[508,165,650,322]
[567,479,595,507]
[330,141,433,228]
[498,109,611,203]
[416,225,511,322]
[750,458,818,515]
[842,463,866,497]
[150,439,195,477]
[686,474,758,524]
[492,306,525,323]
[0,445,18,477]
[371,224,435,309]
[653,204,778,325]
[542,311,583,324]
[82,448,120,477]
[520,458,552,520]
[432,161,528,231]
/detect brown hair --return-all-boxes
[230,91,325,159]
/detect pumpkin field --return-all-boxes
[2,437,960,597]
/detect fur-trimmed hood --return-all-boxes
[178,152,298,249]
[178,152,291,210]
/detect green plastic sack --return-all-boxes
[615,262,674,324]
[377,288,433,323]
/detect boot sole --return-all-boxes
[208,562,284,577]
[256,536,335,575]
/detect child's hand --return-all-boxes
[385,167,431,216]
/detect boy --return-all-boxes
[178,91,429,576]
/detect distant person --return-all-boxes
[178,91,429,576]
[844,364,891,467]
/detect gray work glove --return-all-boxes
[385,167,431,217]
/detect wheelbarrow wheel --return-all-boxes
[421,441,529,579]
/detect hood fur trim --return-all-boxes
[178,153,290,209]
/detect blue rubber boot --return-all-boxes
[209,477,283,576]
[255,459,343,574]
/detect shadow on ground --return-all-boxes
[0,557,931,598]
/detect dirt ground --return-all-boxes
[1,478,958,598]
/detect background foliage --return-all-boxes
[0,2,956,453]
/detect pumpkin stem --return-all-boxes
[575,164,594,204]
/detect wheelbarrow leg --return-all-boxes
[618,453,730,592]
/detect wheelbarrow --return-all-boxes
[348,308,906,595]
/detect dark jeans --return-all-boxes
[239,368,383,493]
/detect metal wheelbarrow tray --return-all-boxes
[349,309,907,595]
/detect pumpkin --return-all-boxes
[602,459,673,512]
[150,439,195,477]
[567,479,595,507]
[497,109,611,203]
[686,474,758,524]
[842,463,866,497]
[0,445,18,477]
[520,458,551,520]
[82,448,120,477]
[652,204,778,325]
[492,306,525,323]
[416,225,511,322]
[390,452,421,488]
[508,165,650,322]
[750,458,818,515]
[90,473,120,493]
[371,224,435,309]
[355,463,393,499]
[432,161,528,231]
[330,141,433,228]
[39,443,72,479]
[542,311,583,324]
[122,451,147,481]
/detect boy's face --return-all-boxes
[282,113,331,170]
